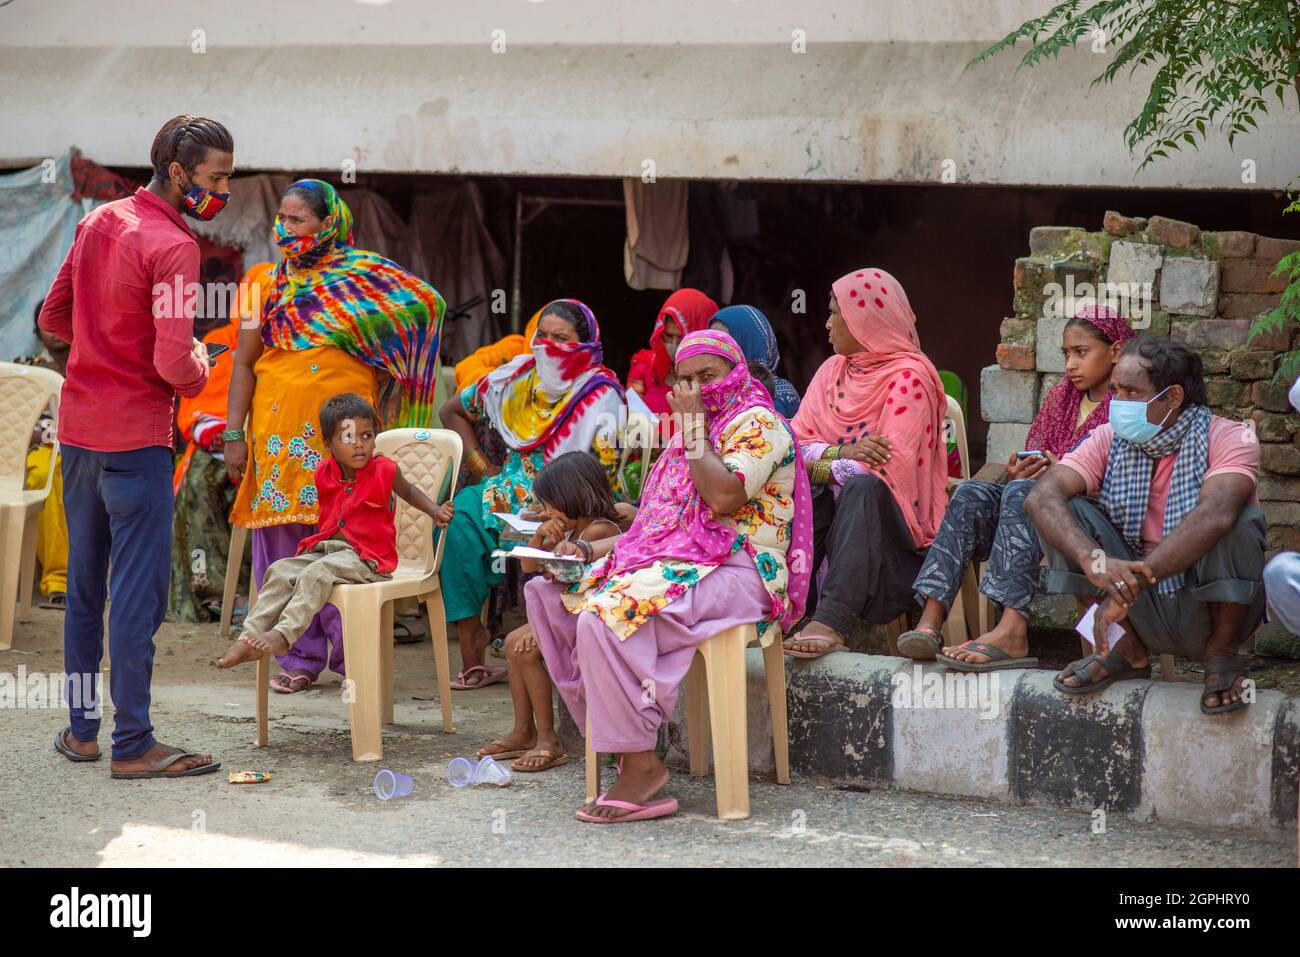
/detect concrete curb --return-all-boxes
[644,650,1299,833]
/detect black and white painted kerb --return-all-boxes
[657,652,1300,833]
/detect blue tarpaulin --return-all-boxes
[0,155,90,362]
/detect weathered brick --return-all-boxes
[1262,501,1300,527]
[1256,236,1300,264]
[1171,318,1250,350]
[1036,315,1069,373]
[1103,211,1146,237]
[1252,411,1296,442]
[999,317,1035,347]
[1230,351,1276,381]
[1159,257,1220,316]
[1205,231,1257,258]
[1204,377,1245,407]
[1267,525,1300,552]
[1252,378,1295,413]
[1041,372,1065,397]
[1139,308,1171,337]
[1247,319,1294,351]
[996,342,1037,370]
[979,365,1039,424]
[1107,241,1164,292]
[1013,257,1054,318]
[1200,347,1230,374]
[1028,226,1085,256]
[1260,443,1300,475]
[1259,474,1300,501]
[1147,215,1200,248]
[1221,257,1289,295]
[986,422,1031,464]
[1220,291,1282,321]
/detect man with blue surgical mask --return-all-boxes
[1262,375,1300,638]
[1025,337,1266,715]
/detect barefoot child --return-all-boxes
[478,451,629,772]
[217,392,453,670]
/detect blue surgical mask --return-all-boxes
[1109,386,1172,445]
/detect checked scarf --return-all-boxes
[1098,404,1211,594]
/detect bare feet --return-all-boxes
[110,741,214,776]
[941,609,1030,665]
[580,751,670,819]
[783,620,846,657]
[216,631,289,669]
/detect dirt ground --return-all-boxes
[1,604,1295,868]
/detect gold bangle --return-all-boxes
[822,445,842,461]
[466,448,489,477]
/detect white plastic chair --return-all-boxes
[584,622,789,821]
[252,427,463,761]
[0,362,62,651]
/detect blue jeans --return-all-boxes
[61,445,173,760]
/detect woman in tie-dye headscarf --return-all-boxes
[438,299,626,689]
[524,329,811,822]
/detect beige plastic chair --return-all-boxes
[885,394,971,653]
[0,362,63,651]
[616,409,659,498]
[584,622,789,821]
[252,427,463,761]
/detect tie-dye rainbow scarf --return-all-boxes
[261,179,445,427]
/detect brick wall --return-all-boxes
[980,211,1300,558]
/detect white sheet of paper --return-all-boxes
[1075,603,1126,648]
[492,512,543,534]
[491,546,583,563]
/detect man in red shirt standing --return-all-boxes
[41,115,234,778]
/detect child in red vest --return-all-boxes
[217,392,453,670]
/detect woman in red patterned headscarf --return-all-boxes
[626,288,719,415]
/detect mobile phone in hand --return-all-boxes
[1016,450,1045,459]
[206,343,230,359]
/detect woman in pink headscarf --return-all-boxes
[783,268,949,658]
[908,305,1136,669]
[525,329,811,823]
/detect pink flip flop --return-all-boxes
[575,794,679,824]
[450,665,507,690]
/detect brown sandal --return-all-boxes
[271,672,315,694]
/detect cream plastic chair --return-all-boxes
[252,427,463,761]
[584,622,789,821]
[885,394,971,653]
[0,362,63,651]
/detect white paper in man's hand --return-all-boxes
[492,546,583,563]
[493,512,543,534]
[1076,603,1126,648]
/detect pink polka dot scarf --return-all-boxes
[791,267,948,548]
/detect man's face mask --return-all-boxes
[1109,386,1173,444]
[179,171,229,221]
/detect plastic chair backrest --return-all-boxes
[375,427,462,577]
[0,362,62,495]
[944,394,970,482]
[616,410,659,478]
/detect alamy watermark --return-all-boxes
[1,667,102,716]
[891,665,1000,720]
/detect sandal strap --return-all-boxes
[964,642,1011,661]
[1070,654,1100,684]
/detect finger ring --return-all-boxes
[1112,581,1124,591]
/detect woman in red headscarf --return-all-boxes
[626,288,719,415]
[783,268,949,659]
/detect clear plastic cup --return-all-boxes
[472,755,513,788]
[445,756,475,788]
[373,768,414,801]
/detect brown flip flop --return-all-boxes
[111,751,222,780]
[511,749,568,773]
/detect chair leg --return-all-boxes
[423,587,454,732]
[762,637,790,785]
[958,563,983,642]
[220,524,247,639]
[698,625,751,821]
[380,600,395,725]
[337,594,385,761]
[17,511,38,623]
[584,714,599,804]
[686,651,710,777]
[0,509,24,651]
[1159,654,1175,682]
[255,650,270,747]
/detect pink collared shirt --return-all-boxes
[39,187,209,452]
